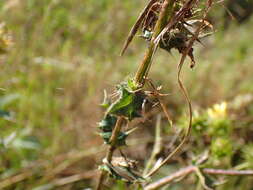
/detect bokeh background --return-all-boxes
[0,0,253,189]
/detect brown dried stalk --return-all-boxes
[144,166,253,190]
[144,0,214,178]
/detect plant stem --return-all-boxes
[96,117,124,190]
[202,168,253,176]
[97,0,175,189]
[144,166,253,190]
[105,117,125,162]
[134,0,175,85]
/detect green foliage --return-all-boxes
[107,81,145,120]
[98,80,145,148]
[99,114,117,132]
[242,144,253,167]
[211,137,233,158]
[98,114,127,146]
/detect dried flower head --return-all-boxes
[140,0,213,66]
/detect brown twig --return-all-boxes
[146,78,173,127]
[202,168,253,176]
[145,166,253,190]
[53,171,98,187]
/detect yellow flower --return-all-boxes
[207,102,227,119]
[0,23,13,54]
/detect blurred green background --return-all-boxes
[0,0,253,189]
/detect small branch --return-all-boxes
[203,168,253,176]
[145,166,196,190]
[145,166,253,190]
[53,171,97,187]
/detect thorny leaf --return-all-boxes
[101,131,127,146]
[98,114,127,146]
[98,114,117,132]
[107,83,146,120]
[108,87,134,114]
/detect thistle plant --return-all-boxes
[95,0,253,189]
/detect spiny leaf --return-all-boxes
[99,114,117,132]
[106,83,145,120]
[108,88,134,114]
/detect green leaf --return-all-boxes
[99,115,117,132]
[106,84,145,120]
[100,131,128,146]
[108,88,134,114]
[211,137,233,158]
[0,109,11,118]
[100,132,112,144]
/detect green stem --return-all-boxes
[134,0,175,85]
[97,1,175,189]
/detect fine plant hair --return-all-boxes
[95,0,253,190]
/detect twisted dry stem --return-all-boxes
[145,0,214,178]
